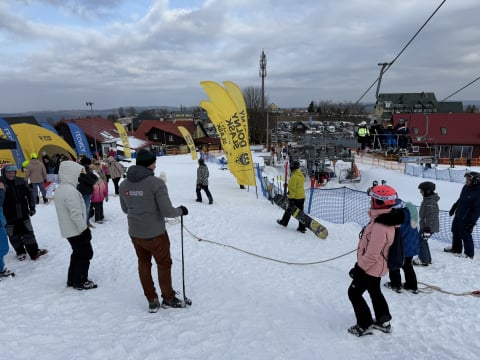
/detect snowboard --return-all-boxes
[273,194,329,239]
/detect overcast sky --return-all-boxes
[0,0,478,112]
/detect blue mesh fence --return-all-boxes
[264,176,479,248]
[404,165,469,183]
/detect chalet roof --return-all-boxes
[437,101,464,113]
[134,120,196,141]
[55,117,120,143]
[377,92,438,107]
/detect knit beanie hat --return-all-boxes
[136,150,156,167]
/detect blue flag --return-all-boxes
[0,117,26,167]
[67,122,91,159]
[40,122,59,135]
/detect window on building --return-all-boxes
[412,128,419,135]
[440,127,447,135]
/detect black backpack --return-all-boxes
[387,227,405,270]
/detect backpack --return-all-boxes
[387,227,405,270]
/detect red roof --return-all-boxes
[56,117,121,143]
[134,120,196,141]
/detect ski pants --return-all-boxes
[418,233,432,264]
[196,184,213,203]
[131,232,175,303]
[348,271,391,329]
[279,198,306,231]
[112,177,121,195]
[67,230,94,286]
[5,220,39,259]
[451,217,474,258]
[388,256,418,290]
[31,182,47,203]
[0,225,8,271]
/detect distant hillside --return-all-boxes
[0,106,184,124]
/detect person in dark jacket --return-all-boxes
[384,200,419,294]
[195,158,213,204]
[347,184,404,337]
[119,150,189,313]
[77,157,98,226]
[1,164,47,261]
[413,181,440,266]
[445,171,480,259]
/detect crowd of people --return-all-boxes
[356,118,412,152]
[1,150,479,323]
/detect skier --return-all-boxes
[347,185,404,336]
[119,149,189,313]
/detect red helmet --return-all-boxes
[370,185,397,208]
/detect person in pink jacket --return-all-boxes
[347,185,404,337]
[91,177,108,224]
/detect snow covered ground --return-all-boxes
[1,154,480,360]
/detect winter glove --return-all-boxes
[349,263,364,280]
[180,206,188,216]
[29,208,36,217]
[466,223,475,234]
[449,202,458,217]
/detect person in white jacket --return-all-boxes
[53,161,97,290]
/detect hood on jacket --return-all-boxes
[126,165,154,183]
[107,156,115,163]
[59,161,84,186]
[373,207,405,227]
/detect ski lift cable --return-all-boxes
[355,0,447,104]
[440,75,480,102]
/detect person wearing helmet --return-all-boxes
[356,121,370,151]
[276,160,306,233]
[445,172,480,259]
[347,185,404,336]
[1,164,47,261]
[413,182,440,266]
[394,118,411,150]
[25,152,48,204]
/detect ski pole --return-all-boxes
[180,215,192,306]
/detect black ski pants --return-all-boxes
[348,271,391,329]
[388,256,418,290]
[5,219,39,259]
[67,230,94,286]
[279,198,306,231]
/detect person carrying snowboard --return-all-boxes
[276,160,306,233]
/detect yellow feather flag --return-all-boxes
[114,122,131,158]
[199,100,233,162]
[177,125,198,160]
[200,81,255,186]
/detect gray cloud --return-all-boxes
[0,0,479,112]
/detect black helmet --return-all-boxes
[290,160,300,171]
[418,181,435,196]
[465,171,480,186]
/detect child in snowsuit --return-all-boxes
[413,182,439,266]
[385,201,419,293]
[348,185,404,336]
[91,177,108,224]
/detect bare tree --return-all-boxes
[243,85,269,144]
